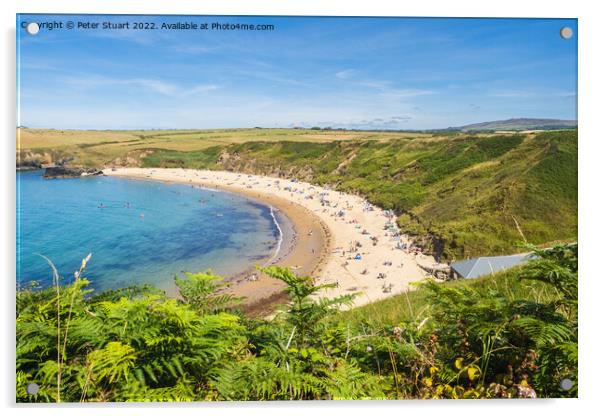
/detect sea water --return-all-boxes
[16,170,283,293]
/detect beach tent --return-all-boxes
[450,253,532,279]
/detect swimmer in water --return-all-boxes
[140,213,145,219]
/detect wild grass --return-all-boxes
[334,267,560,329]
[16,244,578,401]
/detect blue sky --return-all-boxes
[17,15,577,130]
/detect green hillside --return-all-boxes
[141,130,577,260]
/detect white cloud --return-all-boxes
[186,84,220,94]
[379,88,436,99]
[353,79,436,99]
[334,69,356,79]
[489,89,577,99]
[128,79,179,95]
[173,44,215,54]
[62,74,219,97]
[489,90,535,98]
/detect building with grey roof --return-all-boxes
[450,253,532,279]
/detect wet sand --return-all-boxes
[104,168,330,316]
[215,189,330,316]
[105,168,442,314]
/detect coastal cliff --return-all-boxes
[43,166,103,179]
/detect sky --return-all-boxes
[17,15,577,130]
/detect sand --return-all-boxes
[104,168,442,311]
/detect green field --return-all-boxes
[17,128,577,260]
[17,128,432,167]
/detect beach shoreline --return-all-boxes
[104,168,442,312]
[104,168,330,315]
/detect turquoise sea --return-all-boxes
[16,170,284,293]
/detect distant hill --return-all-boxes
[457,118,577,132]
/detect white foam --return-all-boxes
[265,205,284,265]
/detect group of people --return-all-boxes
[97,201,144,219]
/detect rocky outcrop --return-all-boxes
[16,160,42,171]
[17,151,75,171]
[17,151,54,170]
[43,166,103,179]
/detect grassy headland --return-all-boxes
[18,128,577,260]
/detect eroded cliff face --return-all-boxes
[218,150,317,181]
[109,150,155,168]
[16,150,56,170]
[17,149,104,177]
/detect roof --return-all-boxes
[450,253,532,279]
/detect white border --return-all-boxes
[2,1,600,415]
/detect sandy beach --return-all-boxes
[104,168,442,311]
